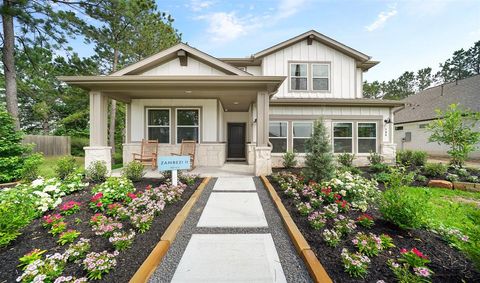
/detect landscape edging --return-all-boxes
[260,176,332,283]
[129,177,211,283]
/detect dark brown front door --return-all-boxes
[227,123,246,159]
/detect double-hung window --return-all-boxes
[176,109,199,143]
[358,123,377,153]
[333,122,353,153]
[312,64,329,91]
[147,109,170,143]
[269,121,288,153]
[290,63,308,91]
[293,122,313,153]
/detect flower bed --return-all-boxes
[268,171,480,282]
[0,177,202,282]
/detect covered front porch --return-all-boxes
[59,75,285,176]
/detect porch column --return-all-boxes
[84,91,112,172]
[254,91,272,176]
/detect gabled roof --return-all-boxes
[395,75,480,124]
[253,30,371,62]
[111,43,251,76]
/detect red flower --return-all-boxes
[127,192,137,199]
[91,193,103,202]
[334,194,342,200]
[412,248,427,259]
[146,185,152,190]
[96,202,103,207]
[358,213,373,221]
[400,248,408,254]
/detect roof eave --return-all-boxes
[270,98,404,107]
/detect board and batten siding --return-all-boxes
[129,98,218,143]
[261,39,362,99]
[140,57,227,76]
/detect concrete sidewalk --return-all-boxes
[149,177,312,283]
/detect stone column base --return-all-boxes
[254,146,272,176]
[382,143,397,164]
[84,146,112,173]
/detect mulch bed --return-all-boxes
[0,178,202,283]
[267,176,480,283]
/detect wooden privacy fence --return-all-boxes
[23,135,71,156]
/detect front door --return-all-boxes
[227,123,246,159]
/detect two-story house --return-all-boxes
[59,30,402,175]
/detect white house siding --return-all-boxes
[394,121,480,158]
[245,66,262,76]
[269,105,396,167]
[129,98,218,142]
[140,57,227,76]
[261,40,361,99]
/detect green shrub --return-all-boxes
[415,174,428,183]
[466,175,479,183]
[370,162,389,173]
[92,177,135,202]
[373,172,391,183]
[0,189,37,247]
[85,160,107,183]
[367,151,383,165]
[446,173,459,182]
[282,151,297,168]
[396,150,413,166]
[411,151,428,166]
[338,166,362,175]
[71,136,89,157]
[303,118,335,182]
[121,161,145,182]
[380,168,428,229]
[55,156,78,180]
[0,109,30,183]
[337,153,355,168]
[422,163,448,177]
[20,153,44,182]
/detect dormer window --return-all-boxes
[289,62,330,92]
[290,63,308,91]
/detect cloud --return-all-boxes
[365,5,398,32]
[187,0,214,12]
[196,0,308,43]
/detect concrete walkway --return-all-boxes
[149,177,312,283]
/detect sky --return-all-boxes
[73,0,480,82]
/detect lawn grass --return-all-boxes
[402,186,480,267]
[38,156,85,178]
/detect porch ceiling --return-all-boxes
[58,75,286,111]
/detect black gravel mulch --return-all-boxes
[267,176,480,283]
[0,178,202,283]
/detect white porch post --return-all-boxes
[254,91,272,176]
[84,91,112,172]
[122,102,132,166]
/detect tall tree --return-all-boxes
[466,41,480,75]
[0,0,88,129]
[415,67,433,91]
[438,49,473,82]
[363,80,383,99]
[81,0,180,162]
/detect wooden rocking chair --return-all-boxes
[132,139,158,169]
[171,140,196,169]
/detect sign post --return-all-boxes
[158,156,191,186]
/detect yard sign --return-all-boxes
[158,156,191,186]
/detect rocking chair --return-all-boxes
[171,140,196,169]
[132,139,158,169]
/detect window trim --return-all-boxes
[289,63,308,92]
[332,122,354,154]
[269,121,289,154]
[175,108,201,144]
[357,122,378,154]
[146,108,171,144]
[288,61,331,93]
[292,121,313,153]
[311,63,330,92]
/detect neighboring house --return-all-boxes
[394,75,480,158]
[59,30,402,175]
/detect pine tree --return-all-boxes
[303,118,335,182]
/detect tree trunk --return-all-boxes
[108,48,119,164]
[2,0,20,130]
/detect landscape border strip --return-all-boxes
[130,177,211,283]
[260,176,332,283]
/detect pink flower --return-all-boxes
[97,202,103,207]
[414,267,431,277]
[400,248,407,254]
[412,248,427,259]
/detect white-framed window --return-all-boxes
[312,64,330,91]
[290,63,308,91]
[269,121,288,153]
[293,121,313,153]
[176,108,200,143]
[333,122,353,153]
[357,122,377,153]
[146,108,170,143]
